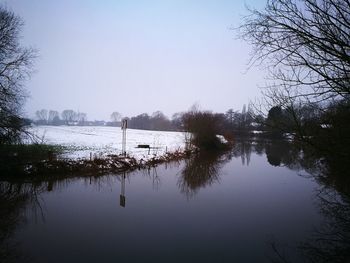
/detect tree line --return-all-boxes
[32,104,261,132]
[35,109,87,125]
[124,104,261,133]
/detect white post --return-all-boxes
[121,118,127,156]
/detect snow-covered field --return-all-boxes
[28,126,186,160]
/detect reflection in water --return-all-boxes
[242,140,350,263]
[0,139,349,262]
[120,173,126,208]
[0,182,46,263]
[147,166,161,191]
[178,151,229,198]
[299,188,350,263]
[0,183,27,262]
[0,175,130,262]
[204,140,350,262]
[231,141,252,166]
[268,187,350,263]
[230,139,304,169]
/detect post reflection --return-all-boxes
[120,172,126,208]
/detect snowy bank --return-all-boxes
[28,126,186,161]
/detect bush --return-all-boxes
[0,144,64,177]
[182,111,227,150]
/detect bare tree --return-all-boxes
[129,113,150,130]
[239,0,350,103]
[171,112,185,130]
[151,111,171,131]
[110,111,122,123]
[0,6,36,143]
[35,109,48,124]
[182,110,226,150]
[61,110,75,125]
[48,110,59,124]
[77,112,87,125]
[225,109,235,128]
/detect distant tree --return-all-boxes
[267,106,283,124]
[247,103,254,123]
[127,111,173,131]
[254,114,265,130]
[265,106,288,137]
[240,104,248,130]
[61,110,75,125]
[171,112,185,130]
[129,113,151,130]
[150,111,171,131]
[72,111,78,122]
[51,115,61,126]
[35,109,48,124]
[225,109,235,128]
[48,110,59,124]
[77,112,87,125]
[223,104,255,134]
[110,112,122,123]
[0,6,36,143]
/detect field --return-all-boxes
[28,125,186,160]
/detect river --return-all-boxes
[1,139,349,263]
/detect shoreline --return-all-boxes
[2,147,197,179]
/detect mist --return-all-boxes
[7,0,265,120]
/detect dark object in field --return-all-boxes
[137,144,150,148]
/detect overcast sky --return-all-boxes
[5,0,266,120]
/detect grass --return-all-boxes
[0,144,65,177]
[0,143,195,179]
[0,143,65,160]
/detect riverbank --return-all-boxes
[0,143,197,178]
[24,149,196,177]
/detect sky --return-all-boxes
[4,0,266,120]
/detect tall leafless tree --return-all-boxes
[0,6,35,143]
[76,112,87,125]
[110,111,122,123]
[61,110,75,125]
[239,0,350,104]
[35,109,48,124]
[48,110,59,124]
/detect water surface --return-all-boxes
[1,140,347,263]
